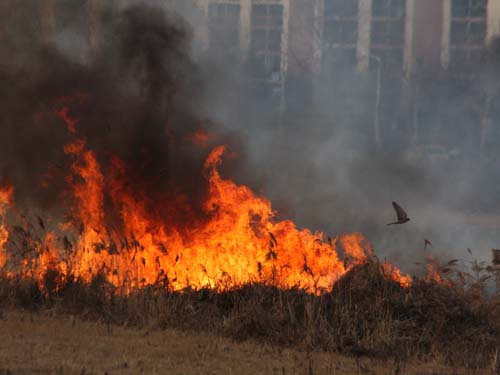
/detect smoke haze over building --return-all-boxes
[1,0,500,274]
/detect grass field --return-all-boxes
[0,310,491,375]
[0,261,499,374]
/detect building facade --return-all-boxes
[196,0,290,101]
[441,0,500,68]
[36,0,500,80]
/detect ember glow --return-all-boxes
[185,127,213,148]
[423,254,451,286]
[0,185,13,269]
[0,109,412,294]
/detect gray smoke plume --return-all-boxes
[1,1,499,273]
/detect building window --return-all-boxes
[250,3,283,82]
[208,3,241,61]
[370,0,406,68]
[323,0,359,67]
[450,0,487,66]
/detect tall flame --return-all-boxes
[0,110,412,294]
[0,185,13,269]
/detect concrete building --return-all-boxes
[36,0,500,80]
[197,0,290,101]
[195,0,500,87]
[317,0,412,72]
[441,0,500,68]
[317,0,500,73]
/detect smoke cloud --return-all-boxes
[0,2,244,233]
[0,1,498,272]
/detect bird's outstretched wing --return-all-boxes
[392,201,408,221]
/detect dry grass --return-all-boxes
[0,260,499,373]
[0,310,491,375]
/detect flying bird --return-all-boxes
[424,239,433,250]
[387,201,410,225]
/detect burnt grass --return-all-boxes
[1,261,500,370]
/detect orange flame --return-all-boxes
[56,107,78,133]
[0,185,13,269]
[424,254,451,286]
[185,127,212,148]
[62,139,108,282]
[0,127,411,293]
[381,262,412,288]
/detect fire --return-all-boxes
[185,127,212,148]
[424,254,451,286]
[62,139,108,282]
[381,262,412,288]
[0,111,412,294]
[0,185,13,269]
[56,107,78,134]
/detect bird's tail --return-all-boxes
[387,222,397,226]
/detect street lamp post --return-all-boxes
[370,54,382,152]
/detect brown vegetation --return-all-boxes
[1,260,499,373]
[0,310,486,375]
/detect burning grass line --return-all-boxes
[0,143,413,293]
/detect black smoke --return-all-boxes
[0,2,242,231]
